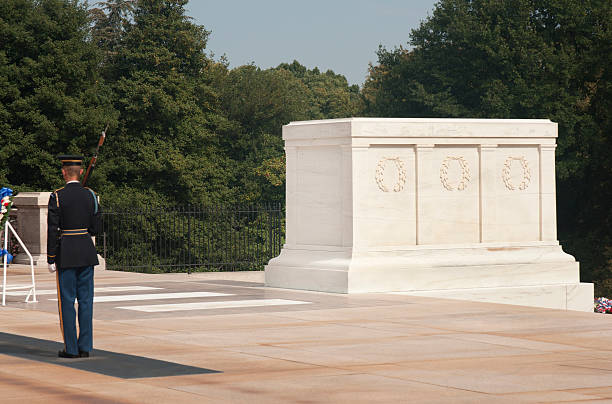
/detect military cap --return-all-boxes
[57,155,83,167]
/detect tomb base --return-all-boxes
[266,242,592,311]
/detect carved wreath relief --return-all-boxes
[440,156,471,191]
[502,156,531,190]
[374,154,529,193]
[375,157,407,192]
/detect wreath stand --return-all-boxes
[2,221,37,306]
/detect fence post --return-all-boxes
[268,203,273,264]
[187,205,191,275]
[277,202,282,255]
[147,207,152,273]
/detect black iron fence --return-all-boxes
[96,204,284,273]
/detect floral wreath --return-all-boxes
[0,187,14,264]
[440,156,471,191]
[502,157,531,190]
[375,157,407,192]
[0,187,13,233]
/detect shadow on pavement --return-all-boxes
[0,331,221,379]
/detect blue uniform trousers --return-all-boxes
[56,265,94,355]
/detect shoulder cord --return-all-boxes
[87,189,98,215]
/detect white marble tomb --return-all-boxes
[264,118,593,311]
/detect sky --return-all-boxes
[186,1,438,86]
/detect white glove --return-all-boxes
[48,263,56,273]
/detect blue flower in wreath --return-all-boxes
[0,249,12,264]
[0,187,12,199]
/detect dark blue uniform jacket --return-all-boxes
[47,182,102,269]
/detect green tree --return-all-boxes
[277,60,363,119]
[0,0,114,190]
[91,0,236,208]
[364,0,612,293]
[220,64,309,145]
[89,0,135,72]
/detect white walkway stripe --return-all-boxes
[93,292,233,303]
[118,299,311,312]
[50,291,233,303]
[7,286,162,296]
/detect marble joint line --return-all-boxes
[49,291,233,303]
[118,299,311,312]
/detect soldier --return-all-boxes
[47,155,102,358]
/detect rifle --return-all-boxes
[82,124,108,187]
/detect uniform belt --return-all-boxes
[61,228,89,236]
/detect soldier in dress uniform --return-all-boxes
[47,155,102,358]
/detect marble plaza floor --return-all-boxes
[1,265,612,403]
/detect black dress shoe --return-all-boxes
[79,350,90,358]
[58,350,80,358]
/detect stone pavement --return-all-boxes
[1,265,612,403]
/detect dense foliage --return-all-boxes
[0,0,113,190]
[363,0,612,293]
